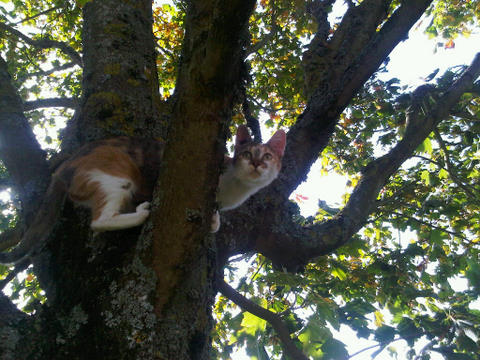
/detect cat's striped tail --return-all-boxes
[0,176,68,265]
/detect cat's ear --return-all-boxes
[266,130,286,157]
[235,125,252,146]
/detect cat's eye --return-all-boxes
[241,151,252,159]
[263,153,272,161]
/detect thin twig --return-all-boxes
[0,22,82,66]
[413,155,442,167]
[18,61,77,81]
[12,6,61,25]
[243,98,262,142]
[249,257,266,283]
[348,343,381,358]
[391,211,469,240]
[155,42,175,58]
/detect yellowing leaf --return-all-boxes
[445,39,455,49]
[374,311,384,327]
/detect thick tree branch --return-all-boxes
[267,52,480,267]
[334,0,433,109]
[0,56,50,224]
[218,0,436,270]
[153,0,257,314]
[24,97,77,111]
[277,0,433,200]
[0,22,83,67]
[218,0,436,266]
[303,0,392,100]
[0,227,22,253]
[217,279,308,360]
[70,0,162,143]
[219,52,480,270]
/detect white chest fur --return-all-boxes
[216,161,279,211]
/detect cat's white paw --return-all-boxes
[210,211,220,233]
[136,201,150,213]
[135,202,150,223]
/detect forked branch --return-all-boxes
[226,53,480,270]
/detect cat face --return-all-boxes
[232,126,285,186]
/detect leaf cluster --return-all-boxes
[0,0,81,143]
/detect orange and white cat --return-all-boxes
[0,126,285,264]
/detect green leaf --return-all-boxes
[456,334,478,353]
[321,337,348,360]
[240,312,266,336]
[438,168,449,179]
[417,137,433,155]
[331,267,347,281]
[420,170,431,186]
[298,318,329,357]
[397,318,420,346]
[430,229,448,243]
[374,325,396,344]
[465,260,480,290]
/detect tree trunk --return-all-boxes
[1,0,253,359]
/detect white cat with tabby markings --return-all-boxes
[212,125,286,232]
[0,126,286,264]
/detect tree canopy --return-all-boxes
[0,1,479,359]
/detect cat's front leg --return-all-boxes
[91,201,151,232]
[210,210,220,233]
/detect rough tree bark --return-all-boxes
[1,0,479,359]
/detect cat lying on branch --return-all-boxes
[0,126,285,265]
